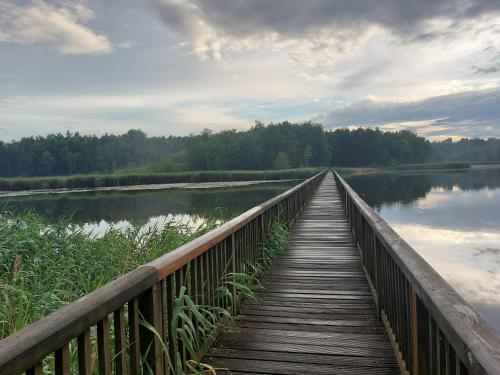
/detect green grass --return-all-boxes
[334,162,471,176]
[0,168,323,192]
[388,162,470,171]
[0,211,218,339]
[467,160,500,165]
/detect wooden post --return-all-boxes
[411,287,419,375]
[114,307,128,375]
[139,283,165,375]
[231,233,237,314]
[78,329,92,375]
[97,317,112,375]
[26,363,43,375]
[54,345,70,375]
[128,298,141,375]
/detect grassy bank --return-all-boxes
[388,161,470,171]
[0,168,322,192]
[0,211,217,339]
[335,162,471,176]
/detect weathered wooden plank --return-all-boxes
[209,357,401,375]
[209,348,398,366]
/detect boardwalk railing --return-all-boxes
[333,170,500,375]
[0,170,327,375]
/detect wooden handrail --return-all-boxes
[149,170,328,279]
[333,170,500,375]
[0,170,327,375]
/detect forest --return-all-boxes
[0,122,498,177]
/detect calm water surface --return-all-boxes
[0,180,298,235]
[345,167,500,334]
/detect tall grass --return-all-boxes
[0,168,322,192]
[0,211,217,339]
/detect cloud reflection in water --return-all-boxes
[348,169,500,334]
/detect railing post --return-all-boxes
[139,283,165,375]
[230,233,238,315]
[373,235,381,320]
[411,287,419,375]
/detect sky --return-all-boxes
[0,0,500,141]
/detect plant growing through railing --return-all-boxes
[143,221,289,374]
[247,222,288,277]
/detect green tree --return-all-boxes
[274,152,290,169]
[38,151,55,176]
[303,145,313,167]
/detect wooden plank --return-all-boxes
[209,357,401,375]
[209,348,399,366]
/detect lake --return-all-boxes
[0,180,298,235]
[344,166,500,334]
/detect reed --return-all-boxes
[0,168,322,192]
[0,211,218,339]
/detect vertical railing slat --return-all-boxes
[138,284,164,375]
[78,328,92,375]
[97,317,112,375]
[54,344,70,375]
[114,306,128,375]
[128,298,141,375]
[26,362,43,375]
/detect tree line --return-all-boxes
[430,137,500,162]
[186,122,429,169]
[0,130,185,177]
[1,122,499,177]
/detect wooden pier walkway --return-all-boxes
[206,173,400,374]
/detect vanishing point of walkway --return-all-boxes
[206,173,399,374]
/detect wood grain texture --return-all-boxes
[205,173,399,374]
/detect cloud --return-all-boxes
[0,0,112,55]
[320,87,500,139]
[150,0,500,61]
[472,65,500,74]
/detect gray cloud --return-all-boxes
[321,88,500,138]
[472,65,500,74]
[153,0,500,42]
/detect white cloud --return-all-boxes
[0,0,112,55]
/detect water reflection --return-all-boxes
[345,167,500,334]
[0,181,298,235]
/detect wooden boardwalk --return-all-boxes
[206,173,399,374]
